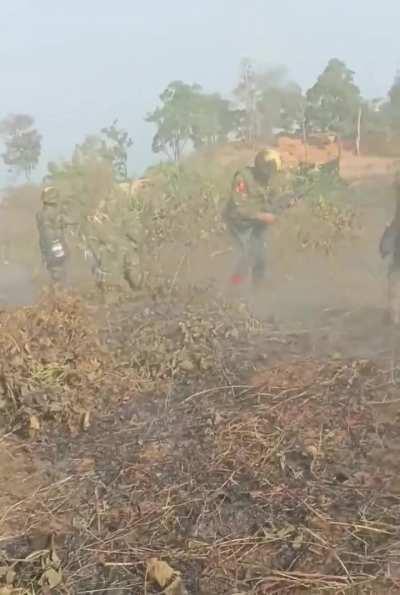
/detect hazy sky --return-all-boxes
[2,0,400,181]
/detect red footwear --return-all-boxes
[230,274,246,285]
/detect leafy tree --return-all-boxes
[101,119,133,181]
[387,71,400,132]
[361,98,389,135]
[0,114,42,179]
[190,93,240,149]
[73,134,106,163]
[306,58,361,137]
[146,81,238,160]
[233,60,305,141]
[73,120,133,181]
[146,81,203,161]
[256,66,305,138]
[233,58,258,142]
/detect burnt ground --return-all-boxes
[1,178,400,594]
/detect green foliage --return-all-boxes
[292,163,346,200]
[233,60,305,141]
[101,119,133,181]
[0,114,42,179]
[146,81,201,161]
[146,81,238,161]
[73,120,133,182]
[306,58,361,137]
[361,99,389,136]
[256,67,305,137]
[190,93,241,149]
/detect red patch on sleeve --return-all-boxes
[235,180,247,194]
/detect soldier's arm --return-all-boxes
[230,173,273,222]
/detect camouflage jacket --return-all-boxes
[224,166,294,228]
[36,204,68,263]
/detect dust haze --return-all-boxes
[1,1,400,592]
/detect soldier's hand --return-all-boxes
[257,212,276,225]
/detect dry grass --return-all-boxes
[0,294,399,593]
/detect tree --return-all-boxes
[233,60,305,142]
[0,114,42,179]
[306,58,361,138]
[388,71,400,132]
[256,66,305,138]
[73,134,106,163]
[73,120,133,181]
[146,81,238,160]
[233,58,258,142]
[190,93,240,149]
[101,119,133,181]
[146,81,202,161]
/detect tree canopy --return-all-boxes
[146,81,239,160]
[306,58,361,136]
[0,114,42,179]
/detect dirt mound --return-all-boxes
[0,291,138,435]
[277,135,340,168]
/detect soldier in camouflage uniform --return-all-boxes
[81,199,121,298]
[82,190,143,297]
[36,186,68,283]
[224,149,297,288]
[380,176,400,325]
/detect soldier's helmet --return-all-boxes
[41,185,59,205]
[254,149,282,180]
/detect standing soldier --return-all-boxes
[224,148,294,289]
[380,175,400,325]
[36,186,68,284]
[82,202,121,299]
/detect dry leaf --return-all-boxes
[305,445,318,458]
[148,558,177,588]
[29,415,40,431]
[179,359,195,372]
[82,410,91,431]
[147,558,187,594]
[41,567,62,589]
[76,457,95,473]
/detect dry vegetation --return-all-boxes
[0,148,399,594]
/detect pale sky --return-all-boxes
[1,0,400,182]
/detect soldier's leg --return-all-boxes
[250,227,267,287]
[229,226,252,284]
[387,267,400,382]
[49,264,65,285]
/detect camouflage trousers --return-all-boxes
[228,223,267,286]
[47,263,67,285]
